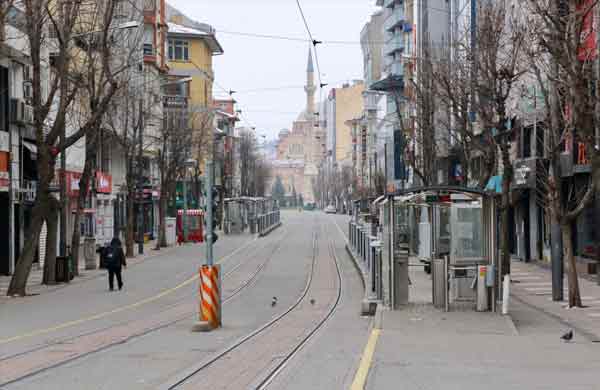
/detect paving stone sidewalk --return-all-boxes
[0,240,178,300]
[510,259,600,341]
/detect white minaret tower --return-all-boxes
[304,47,316,117]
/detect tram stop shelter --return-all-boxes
[223,198,248,235]
[377,186,499,312]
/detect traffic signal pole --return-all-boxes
[193,158,221,331]
[206,159,214,266]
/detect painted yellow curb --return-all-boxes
[350,328,381,390]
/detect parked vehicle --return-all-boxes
[303,202,316,211]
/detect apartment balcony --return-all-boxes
[162,95,188,108]
[363,91,379,112]
[384,7,405,32]
[143,0,156,24]
[385,36,404,56]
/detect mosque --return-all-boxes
[267,49,325,204]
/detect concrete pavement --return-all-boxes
[362,265,600,390]
[1,211,337,389]
[3,210,600,390]
[511,260,600,342]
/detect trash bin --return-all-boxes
[55,256,70,282]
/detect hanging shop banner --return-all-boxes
[95,171,112,194]
[577,0,597,61]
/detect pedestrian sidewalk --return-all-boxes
[510,259,600,341]
[0,240,177,300]
[359,264,600,389]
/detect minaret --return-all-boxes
[304,47,316,117]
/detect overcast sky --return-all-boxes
[167,0,378,140]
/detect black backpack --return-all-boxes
[104,246,119,267]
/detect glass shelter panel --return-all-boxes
[450,204,483,264]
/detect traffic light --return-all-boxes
[203,186,220,244]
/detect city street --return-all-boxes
[2,211,600,389]
[0,211,370,389]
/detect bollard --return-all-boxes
[198,265,221,329]
[502,274,510,315]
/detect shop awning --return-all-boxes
[485,175,502,194]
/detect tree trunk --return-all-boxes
[7,148,55,296]
[42,197,59,285]
[70,133,98,276]
[156,186,167,249]
[593,151,600,286]
[126,182,135,257]
[561,221,582,308]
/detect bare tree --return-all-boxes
[525,0,599,306]
[8,0,130,296]
[105,79,142,257]
[473,1,528,281]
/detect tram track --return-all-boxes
[165,217,344,390]
[0,228,291,388]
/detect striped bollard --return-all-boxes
[193,265,221,331]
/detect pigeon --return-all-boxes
[560,329,573,342]
[271,297,278,307]
[310,298,316,305]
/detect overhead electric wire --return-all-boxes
[294,0,323,89]
[217,28,390,45]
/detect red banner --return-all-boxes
[578,0,597,61]
[66,171,112,196]
[66,171,83,197]
[95,171,112,194]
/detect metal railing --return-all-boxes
[257,210,281,236]
[348,220,383,301]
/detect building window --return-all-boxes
[168,39,189,61]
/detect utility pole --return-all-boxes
[137,97,144,255]
[205,159,214,265]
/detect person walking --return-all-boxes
[103,237,127,291]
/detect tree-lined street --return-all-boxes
[2,211,600,389]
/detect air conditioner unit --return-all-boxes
[9,98,24,123]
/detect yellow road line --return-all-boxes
[350,328,380,390]
[0,237,257,345]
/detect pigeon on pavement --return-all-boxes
[271,296,278,307]
[561,329,573,342]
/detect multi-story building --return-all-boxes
[325,81,365,167]
[358,10,386,196]
[166,7,223,174]
[372,0,450,191]
[0,6,44,275]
